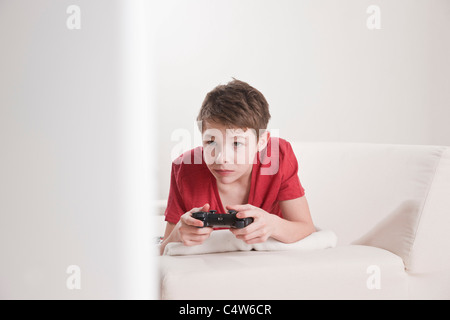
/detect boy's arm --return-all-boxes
[272,196,315,243]
[159,204,213,255]
[228,196,315,244]
[159,222,178,255]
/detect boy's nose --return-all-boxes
[215,147,232,164]
[215,150,225,164]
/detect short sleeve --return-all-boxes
[164,162,187,224]
[277,142,305,201]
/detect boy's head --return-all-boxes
[197,79,271,138]
[197,79,272,184]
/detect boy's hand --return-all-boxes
[226,204,276,244]
[177,203,213,246]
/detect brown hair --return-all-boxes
[197,79,271,138]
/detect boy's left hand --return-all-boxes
[226,204,276,244]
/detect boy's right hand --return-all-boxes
[177,203,213,246]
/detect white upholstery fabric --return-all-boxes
[292,142,446,269]
[160,245,407,300]
[163,229,337,256]
[407,148,450,273]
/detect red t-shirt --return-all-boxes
[164,137,305,224]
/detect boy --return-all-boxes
[160,79,315,255]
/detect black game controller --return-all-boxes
[191,210,253,229]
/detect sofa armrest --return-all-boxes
[408,147,450,274]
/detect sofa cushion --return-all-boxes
[162,228,337,256]
[291,142,447,270]
[159,245,407,299]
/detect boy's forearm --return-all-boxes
[159,225,181,255]
[269,214,315,243]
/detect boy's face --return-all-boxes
[201,120,269,185]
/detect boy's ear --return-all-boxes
[257,130,270,152]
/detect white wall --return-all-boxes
[0,0,156,299]
[153,0,450,201]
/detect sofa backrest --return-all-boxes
[290,142,450,271]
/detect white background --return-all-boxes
[153,0,450,201]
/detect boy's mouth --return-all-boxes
[214,169,235,176]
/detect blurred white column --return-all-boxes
[119,0,157,299]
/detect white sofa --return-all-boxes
[158,142,450,299]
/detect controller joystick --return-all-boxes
[191,209,253,229]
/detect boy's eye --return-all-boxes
[205,140,216,145]
[233,141,244,147]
